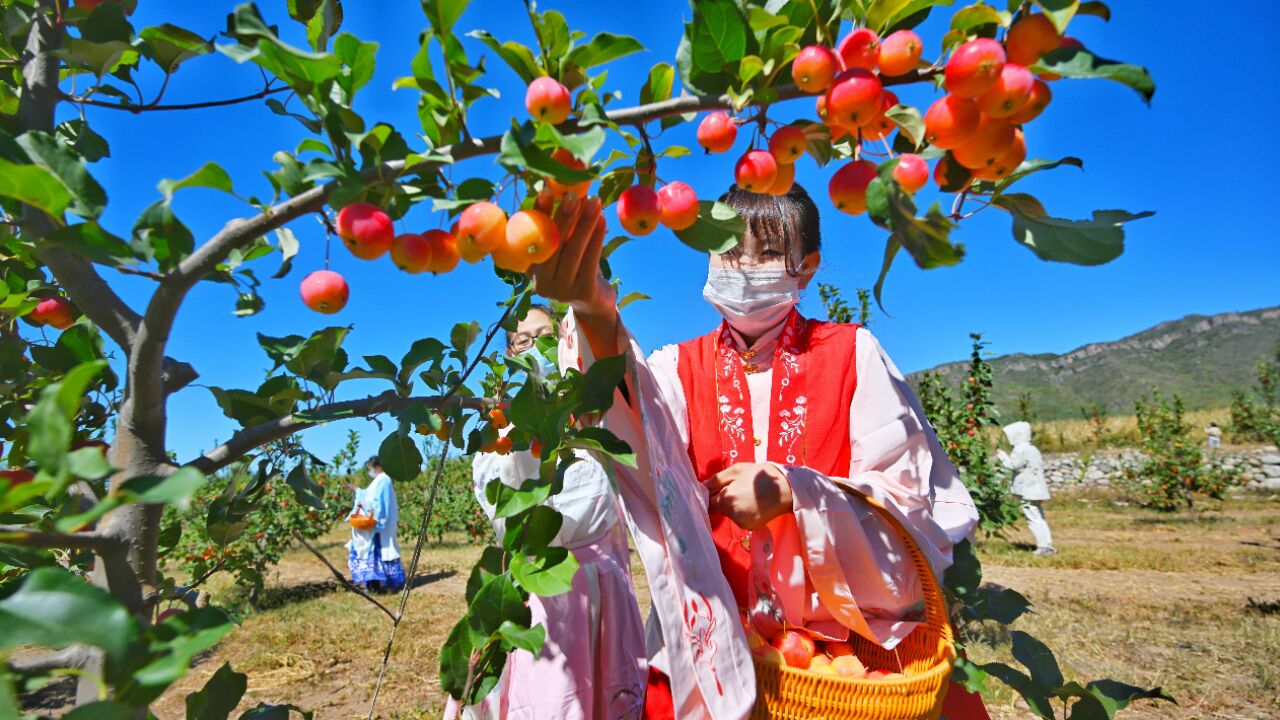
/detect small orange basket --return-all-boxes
[348,513,376,531]
[750,491,956,720]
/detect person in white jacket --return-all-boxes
[345,456,405,591]
[997,421,1057,556]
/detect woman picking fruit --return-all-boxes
[530,185,989,718]
[345,456,406,593]
[447,305,648,719]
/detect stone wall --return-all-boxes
[1041,446,1280,492]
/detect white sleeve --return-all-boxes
[646,344,689,449]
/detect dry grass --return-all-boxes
[1027,406,1239,454]
[133,491,1280,719]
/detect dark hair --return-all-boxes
[717,183,822,276]
[505,303,555,346]
[365,455,381,470]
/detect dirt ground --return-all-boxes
[23,492,1280,719]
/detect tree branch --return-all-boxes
[292,531,397,623]
[134,72,939,457]
[59,85,291,112]
[0,525,117,551]
[7,645,95,674]
[187,392,490,475]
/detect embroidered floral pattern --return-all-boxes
[713,311,809,469]
[682,593,724,696]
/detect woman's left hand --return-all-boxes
[703,462,793,531]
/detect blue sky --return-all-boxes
[64,1,1280,464]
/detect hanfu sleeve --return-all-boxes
[773,328,979,649]
[370,477,394,533]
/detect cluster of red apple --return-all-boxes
[689,13,1074,216]
[748,624,905,681]
[300,200,561,314]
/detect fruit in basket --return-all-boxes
[823,640,854,657]
[866,669,905,680]
[832,654,867,678]
[752,645,786,665]
[771,629,816,669]
[744,626,768,651]
[811,663,839,677]
[809,655,832,669]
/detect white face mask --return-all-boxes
[703,267,800,338]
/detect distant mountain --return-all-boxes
[908,306,1280,420]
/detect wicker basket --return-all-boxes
[348,513,376,531]
[750,491,956,720]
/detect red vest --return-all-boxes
[675,318,861,608]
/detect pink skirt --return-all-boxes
[445,525,647,719]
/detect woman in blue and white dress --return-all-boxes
[346,456,406,592]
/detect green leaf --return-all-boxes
[674,201,743,254]
[333,32,378,94]
[284,463,326,510]
[237,702,314,720]
[497,620,545,654]
[865,165,962,270]
[983,661,1054,719]
[378,430,422,482]
[133,607,238,695]
[884,104,924,147]
[185,662,248,720]
[565,427,636,468]
[139,23,213,73]
[158,161,236,204]
[219,4,344,95]
[1081,680,1176,718]
[25,361,106,489]
[468,30,541,85]
[871,234,901,309]
[640,62,674,105]
[439,617,475,698]
[56,119,111,162]
[119,467,207,509]
[949,3,1011,32]
[1077,1,1111,21]
[1033,0,1079,34]
[867,0,915,31]
[1011,630,1064,690]
[469,573,530,642]
[618,291,650,310]
[17,131,108,219]
[44,221,135,268]
[1033,46,1155,104]
[132,200,194,272]
[992,193,1153,265]
[690,0,747,73]
[0,158,74,217]
[503,505,562,554]
[488,477,553,519]
[578,354,627,416]
[66,446,113,481]
[55,38,138,78]
[0,568,133,660]
[972,156,1083,196]
[422,0,470,34]
[566,32,644,70]
[450,320,482,361]
[399,337,446,385]
[511,546,579,596]
[499,122,594,183]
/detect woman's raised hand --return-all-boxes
[531,190,621,359]
[531,190,612,317]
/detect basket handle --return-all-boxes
[837,488,954,644]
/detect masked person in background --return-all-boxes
[998,421,1056,557]
[346,456,405,593]
[530,184,989,719]
[445,304,647,720]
